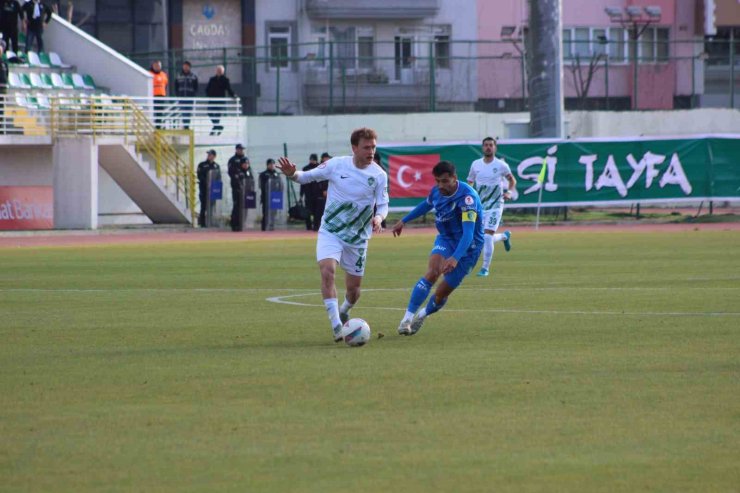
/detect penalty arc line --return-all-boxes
[265,290,740,318]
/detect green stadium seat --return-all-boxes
[8,72,30,89]
[20,73,33,87]
[51,72,73,90]
[41,73,54,87]
[39,52,53,67]
[83,74,97,90]
[27,51,45,67]
[29,72,51,89]
[72,73,95,90]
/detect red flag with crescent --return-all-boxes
[388,154,440,198]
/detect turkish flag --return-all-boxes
[388,154,440,198]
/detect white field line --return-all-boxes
[264,290,740,318]
[1,287,736,316]
[1,285,738,294]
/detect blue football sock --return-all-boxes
[407,277,432,314]
[424,295,448,317]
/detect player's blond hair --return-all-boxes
[350,127,378,146]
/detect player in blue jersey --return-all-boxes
[391,161,484,336]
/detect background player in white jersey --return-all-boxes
[277,128,389,342]
[467,136,517,277]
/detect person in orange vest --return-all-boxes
[150,60,168,129]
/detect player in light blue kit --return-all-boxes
[391,161,484,336]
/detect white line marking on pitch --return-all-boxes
[264,290,740,318]
[1,285,737,294]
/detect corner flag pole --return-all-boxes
[535,158,547,230]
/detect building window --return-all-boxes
[638,26,670,63]
[640,27,656,62]
[608,27,626,62]
[574,27,590,58]
[269,26,290,68]
[310,26,327,68]
[562,29,572,60]
[656,27,670,61]
[592,28,607,56]
[434,34,450,68]
[357,27,375,70]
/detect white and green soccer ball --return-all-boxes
[342,318,371,347]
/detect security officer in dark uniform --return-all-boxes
[259,158,281,231]
[196,149,220,227]
[300,154,319,231]
[227,143,252,231]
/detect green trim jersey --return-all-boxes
[467,157,512,211]
[296,156,389,245]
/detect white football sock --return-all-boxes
[493,233,506,243]
[403,310,415,322]
[340,297,354,314]
[482,233,494,269]
[324,298,341,327]
[416,307,428,319]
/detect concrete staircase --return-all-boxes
[98,144,191,224]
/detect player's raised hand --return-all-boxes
[277,157,297,177]
[391,220,405,237]
[441,257,458,274]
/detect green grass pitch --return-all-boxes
[1,229,739,492]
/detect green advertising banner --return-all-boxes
[376,136,740,209]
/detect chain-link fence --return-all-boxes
[129,37,739,116]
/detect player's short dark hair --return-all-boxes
[432,161,457,177]
[482,136,497,146]
[309,153,318,161]
[266,158,275,165]
[350,127,378,146]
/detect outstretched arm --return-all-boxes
[391,200,434,237]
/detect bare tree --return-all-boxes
[567,52,606,109]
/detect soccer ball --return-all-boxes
[342,318,371,347]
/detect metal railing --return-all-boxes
[1,94,239,224]
[0,92,241,137]
[130,38,739,115]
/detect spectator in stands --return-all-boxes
[149,60,168,129]
[196,149,221,227]
[0,44,8,132]
[228,144,252,231]
[205,65,234,136]
[259,158,281,231]
[22,0,51,53]
[0,0,22,54]
[175,60,198,130]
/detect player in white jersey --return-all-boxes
[467,136,517,277]
[277,128,389,342]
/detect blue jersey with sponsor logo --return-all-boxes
[426,182,484,254]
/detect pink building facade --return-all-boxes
[476,0,705,111]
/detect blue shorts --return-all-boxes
[430,236,482,289]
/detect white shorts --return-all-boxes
[483,207,504,232]
[316,231,368,277]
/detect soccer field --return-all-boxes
[1,227,739,492]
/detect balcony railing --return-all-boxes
[305,0,438,19]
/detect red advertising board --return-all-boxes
[0,187,54,230]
